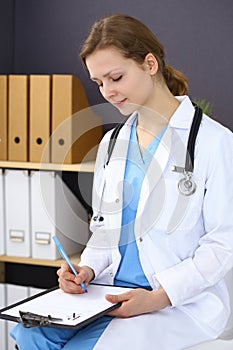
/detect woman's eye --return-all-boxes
[112,75,122,82]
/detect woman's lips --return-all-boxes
[113,98,127,107]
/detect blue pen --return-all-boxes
[53,236,87,293]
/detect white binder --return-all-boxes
[6,284,29,350]
[0,169,5,255]
[0,284,6,350]
[5,169,31,257]
[30,170,90,260]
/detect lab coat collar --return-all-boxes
[169,96,195,129]
[135,97,195,222]
[124,96,195,130]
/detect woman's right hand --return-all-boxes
[57,262,95,294]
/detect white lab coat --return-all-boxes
[80,96,233,349]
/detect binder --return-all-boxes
[0,284,131,329]
[8,75,29,161]
[51,74,102,164]
[5,169,31,257]
[0,284,6,350]
[29,75,51,163]
[0,169,5,255]
[30,170,90,260]
[5,284,29,350]
[0,75,7,160]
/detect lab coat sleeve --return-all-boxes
[79,246,111,279]
[155,127,233,306]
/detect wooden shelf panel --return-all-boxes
[0,254,81,268]
[0,161,95,172]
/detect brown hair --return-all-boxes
[80,14,188,96]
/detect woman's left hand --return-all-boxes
[105,288,171,318]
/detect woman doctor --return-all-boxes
[11,13,233,350]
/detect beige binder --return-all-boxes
[0,76,7,160]
[29,75,51,163]
[8,75,29,161]
[51,75,102,164]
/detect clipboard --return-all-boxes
[0,284,132,329]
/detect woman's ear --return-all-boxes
[144,53,158,75]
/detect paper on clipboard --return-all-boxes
[0,284,132,329]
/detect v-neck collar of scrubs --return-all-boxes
[131,117,167,166]
[114,117,167,289]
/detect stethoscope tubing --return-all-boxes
[185,105,203,173]
[95,104,203,222]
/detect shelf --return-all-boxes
[0,160,95,172]
[0,254,81,268]
[0,160,89,284]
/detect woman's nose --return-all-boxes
[101,83,117,100]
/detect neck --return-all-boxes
[137,83,180,132]
[135,84,180,152]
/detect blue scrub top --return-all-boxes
[114,118,167,288]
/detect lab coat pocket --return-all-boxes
[180,290,229,336]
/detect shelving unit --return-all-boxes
[0,253,81,267]
[0,160,95,172]
[0,160,94,286]
[0,254,81,283]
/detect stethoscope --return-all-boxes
[172,105,202,196]
[93,105,203,223]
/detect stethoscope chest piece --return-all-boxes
[178,172,196,196]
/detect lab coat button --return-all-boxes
[110,273,114,277]
[115,198,120,203]
[139,237,143,242]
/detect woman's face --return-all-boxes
[86,47,156,115]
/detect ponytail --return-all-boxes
[163,64,188,96]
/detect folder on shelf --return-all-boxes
[51,74,102,164]
[0,284,7,350]
[5,169,31,257]
[5,284,29,350]
[0,284,132,329]
[0,75,8,160]
[29,75,51,163]
[30,170,90,260]
[8,75,29,161]
[0,169,5,255]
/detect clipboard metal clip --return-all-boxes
[19,311,63,328]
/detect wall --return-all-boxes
[0,0,14,73]
[1,0,233,130]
